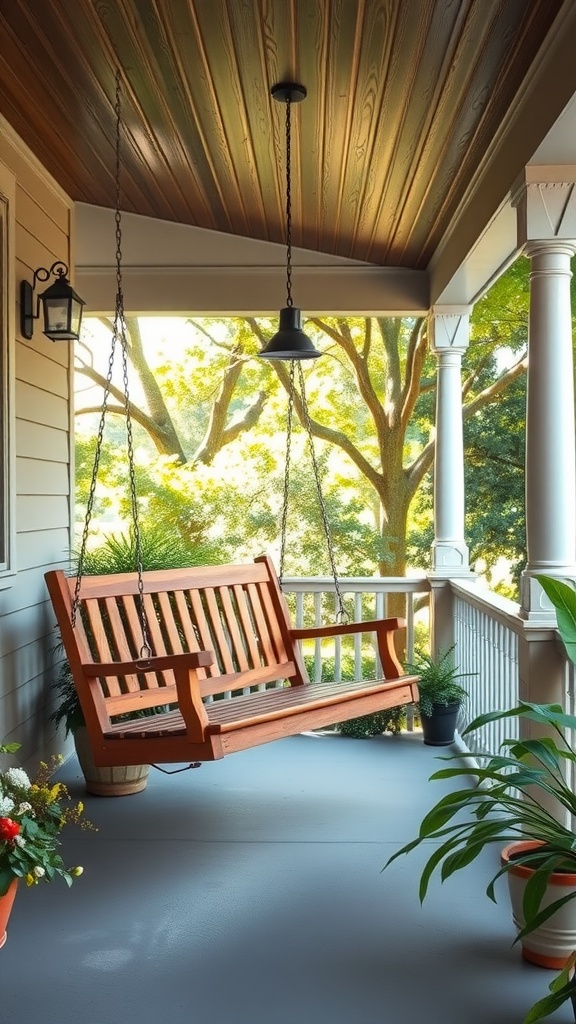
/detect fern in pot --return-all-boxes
[405,644,471,746]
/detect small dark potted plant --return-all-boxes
[405,645,470,745]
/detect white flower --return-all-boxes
[33,866,45,878]
[3,768,31,789]
[16,802,32,815]
[0,797,15,815]
[13,835,25,848]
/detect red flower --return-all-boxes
[0,817,20,841]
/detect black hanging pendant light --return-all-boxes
[259,82,320,360]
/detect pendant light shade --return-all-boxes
[259,82,320,361]
[259,306,319,360]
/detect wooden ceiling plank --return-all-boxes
[386,0,563,265]
[365,0,468,264]
[96,0,224,227]
[334,0,402,259]
[0,0,568,267]
[408,0,566,267]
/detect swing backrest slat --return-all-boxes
[47,555,306,714]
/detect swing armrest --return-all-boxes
[290,617,407,680]
[290,617,405,640]
[81,650,215,676]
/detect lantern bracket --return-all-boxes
[20,261,85,342]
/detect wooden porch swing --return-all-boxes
[45,74,418,770]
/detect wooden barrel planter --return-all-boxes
[74,727,150,796]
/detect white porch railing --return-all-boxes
[451,580,522,757]
[207,572,573,764]
[281,574,430,681]
[280,575,430,730]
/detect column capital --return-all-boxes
[512,168,576,246]
[428,309,470,353]
[523,240,576,261]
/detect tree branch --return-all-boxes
[405,356,527,496]
[400,318,427,432]
[271,360,382,492]
[310,317,387,454]
[462,356,527,420]
[192,346,268,464]
[75,364,163,440]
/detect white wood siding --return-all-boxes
[0,115,75,764]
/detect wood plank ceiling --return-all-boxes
[0,0,566,268]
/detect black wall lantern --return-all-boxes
[259,82,320,360]
[20,262,85,342]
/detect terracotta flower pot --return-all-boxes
[0,878,18,949]
[502,840,576,969]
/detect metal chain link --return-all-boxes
[71,331,117,625]
[72,70,152,657]
[296,363,348,622]
[278,361,295,582]
[279,361,348,623]
[284,97,293,307]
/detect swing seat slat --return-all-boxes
[45,555,419,767]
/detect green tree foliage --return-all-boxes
[407,258,530,594]
[75,272,532,586]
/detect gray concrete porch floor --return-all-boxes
[0,731,572,1024]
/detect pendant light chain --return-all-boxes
[296,363,348,623]
[279,361,348,624]
[71,332,117,625]
[278,361,296,582]
[73,71,152,657]
[284,97,293,308]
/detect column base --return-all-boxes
[430,541,471,575]
[520,569,576,620]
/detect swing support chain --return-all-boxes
[279,360,349,625]
[72,70,152,658]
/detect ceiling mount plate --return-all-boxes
[271,82,307,103]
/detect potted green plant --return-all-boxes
[385,574,576,1023]
[405,644,471,745]
[0,740,93,946]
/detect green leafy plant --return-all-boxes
[385,700,576,1022]
[404,645,470,718]
[77,523,219,575]
[50,659,86,737]
[0,742,95,895]
[338,705,407,738]
[385,574,576,1023]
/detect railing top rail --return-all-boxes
[281,575,430,595]
[450,578,557,637]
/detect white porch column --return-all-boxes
[512,170,576,725]
[513,169,576,617]
[428,310,473,656]
[521,241,576,618]
[429,309,471,576]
